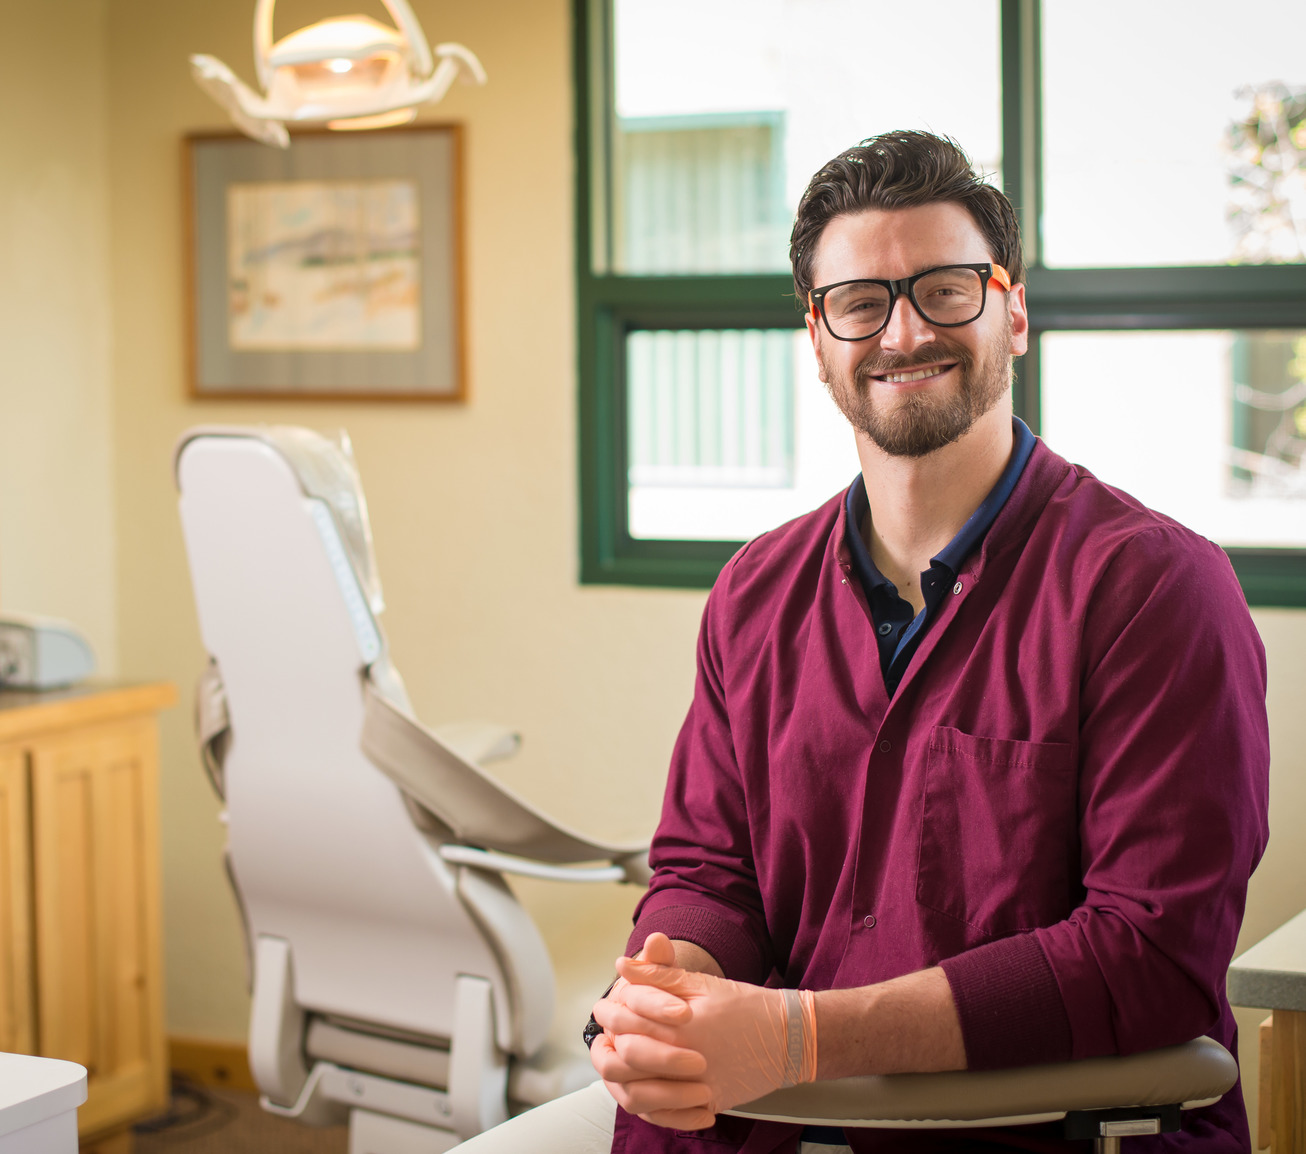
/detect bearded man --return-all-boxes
[455,131,1270,1154]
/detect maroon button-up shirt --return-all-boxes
[615,440,1271,1154]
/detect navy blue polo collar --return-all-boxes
[844,416,1037,691]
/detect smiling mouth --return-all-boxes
[873,363,956,384]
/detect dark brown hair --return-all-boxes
[789,130,1025,303]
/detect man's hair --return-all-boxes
[789,130,1026,303]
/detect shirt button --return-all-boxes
[879,740,891,752]
[953,580,964,595]
[876,622,892,636]
[863,914,877,929]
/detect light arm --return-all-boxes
[813,966,965,1079]
[670,939,724,976]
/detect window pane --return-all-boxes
[1042,1,1306,268]
[627,330,860,539]
[1040,331,1306,547]
[610,0,1001,274]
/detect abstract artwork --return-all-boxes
[186,127,463,400]
[227,180,421,351]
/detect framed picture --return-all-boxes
[184,125,465,401]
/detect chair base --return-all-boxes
[1066,1103,1178,1152]
[349,1108,460,1154]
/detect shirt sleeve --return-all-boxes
[627,564,776,984]
[940,526,1271,1068]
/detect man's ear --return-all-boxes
[1007,282,1029,357]
[805,311,829,383]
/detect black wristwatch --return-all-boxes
[582,980,617,1049]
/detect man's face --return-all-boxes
[805,203,1029,458]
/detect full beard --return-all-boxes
[822,317,1014,458]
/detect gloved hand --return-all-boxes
[588,934,709,1122]
[591,938,817,1130]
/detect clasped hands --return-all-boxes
[588,932,817,1130]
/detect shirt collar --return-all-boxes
[844,416,1037,593]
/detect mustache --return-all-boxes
[856,343,973,380]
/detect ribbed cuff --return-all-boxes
[627,903,770,984]
[940,933,1073,1070]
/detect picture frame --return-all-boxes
[184,125,466,401]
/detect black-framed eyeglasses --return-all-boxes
[807,263,1013,342]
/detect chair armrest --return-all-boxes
[726,1037,1237,1130]
[440,845,639,883]
[360,674,649,868]
[432,721,521,766]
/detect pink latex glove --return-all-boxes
[592,943,817,1130]
[589,934,711,1123]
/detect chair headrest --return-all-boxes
[175,424,385,615]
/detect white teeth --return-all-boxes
[881,366,946,383]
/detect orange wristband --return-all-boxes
[781,988,819,1085]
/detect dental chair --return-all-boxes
[174,425,651,1154]
[174,424,1239,1154]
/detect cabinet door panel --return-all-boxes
[30,718,167,1136]
[0,744,34,1054]
[37,748,97,1069]
[101,745,150,1071]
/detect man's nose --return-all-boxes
[878,294,936,353]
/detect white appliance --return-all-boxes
[0,615,96,690]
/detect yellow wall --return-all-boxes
[0,0,118,671]
[106,0,704,1039]
[0,0,1302,1130]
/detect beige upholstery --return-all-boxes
[174,424,648,1153]
[730,1037,1237,1130]
[360,679,651,877]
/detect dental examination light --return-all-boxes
[189,0,486,148]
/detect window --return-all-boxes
[576,0,1306,602]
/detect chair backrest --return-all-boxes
[175,426,553,1056]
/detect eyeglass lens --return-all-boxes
[822,267,986,338]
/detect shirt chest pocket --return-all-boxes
[916,726,1078,939]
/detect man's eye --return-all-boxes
[917,272,980,301]
[834,289,889,314]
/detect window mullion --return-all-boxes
[1001,0,1042,268]
[1002,0,1045,442]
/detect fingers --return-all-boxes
[637,931,677,968]
[589,1030,705,1082]
[591,998,680,1048]
[588,1032,649,1083]
[615,953,705,996]
[601,1074,713,1120]
[640,1105,718,1131]
[611,1031,707,1077]
[597,982,692,1030]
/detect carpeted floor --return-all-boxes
[133,1078,349,1153]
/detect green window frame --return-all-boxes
[575,0,1306,603]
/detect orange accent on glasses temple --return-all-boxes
[989,264,1012,291]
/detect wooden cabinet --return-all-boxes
[1231,910,1306,1154]
[0,683,175,1148]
